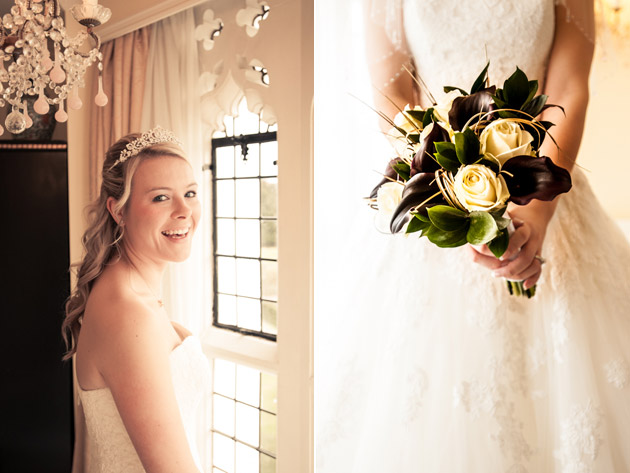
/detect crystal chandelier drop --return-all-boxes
[0,0,111,136]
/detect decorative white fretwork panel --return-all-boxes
[195,0,276,135]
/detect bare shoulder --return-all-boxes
[77,264,172,387]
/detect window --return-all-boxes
[211,359,277,473]
[211,103,278,340]
[205,98,280,473]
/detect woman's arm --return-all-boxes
[364,8,417,132]
[93,299,201,473]
[470,3,594,289]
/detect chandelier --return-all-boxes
[0,0,111,136]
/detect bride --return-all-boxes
[62,128,209,472]
[316,0,630,472]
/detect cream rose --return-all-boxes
[480,119,535,166]
[453,164,510,212]
[376,181,404,214]
[375,181,404,232]
[387,106,424,157]
[433,89,463,124]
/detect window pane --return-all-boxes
[236,258,260,298]
[215,146,235,178]
[236,179,260,218]
[214,359,236,398]
[217,257,236,295]
[260,411,276,455]
[216,180,235,218]
[217,294,237,326]
[260,220,277,260]
[260,372,277,414]
[212,361,276,473]
[260,141,277,176]
[261,302,277,336]
[236,219,260,258]
[213,433,235,473]
[260,178,277,218]
[235,443,259,473]
[261,261,277,301]
[236,144,260,178]
[213,394,235,437]
[216,218,235,256]
[236,365,260,407]
[237,297,262,332]
[236,403,260,447]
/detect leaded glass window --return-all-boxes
[211,358,277,473]
[210,98,278,340]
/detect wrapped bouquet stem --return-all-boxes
[370,64,571,297]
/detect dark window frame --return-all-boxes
[210,131,278,342]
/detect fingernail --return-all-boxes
[492,271,500,278]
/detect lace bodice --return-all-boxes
[403,0,555,100]
[78,336,211,473]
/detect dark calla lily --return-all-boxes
[410,122,450,176]
[390,172,445,233]
[369,157,408,199]
[448,86,497,132]
[502,156,572,205]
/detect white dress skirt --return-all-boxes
[316,0,630,472]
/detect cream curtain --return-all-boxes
[140,8,205,336]
[89,27,151,198]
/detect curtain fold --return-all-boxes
[89,27,151,198]
[140,8,205,337]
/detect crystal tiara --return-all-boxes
[109,126,183,169]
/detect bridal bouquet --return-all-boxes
[370,65,572,297]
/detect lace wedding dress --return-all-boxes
[77,336,210,472]
[316,1,630,472]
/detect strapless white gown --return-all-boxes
[316,1,630,472]
[77,336,210,473]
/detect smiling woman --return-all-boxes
[62,127,210,473]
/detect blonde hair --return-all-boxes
[62,133,186,360]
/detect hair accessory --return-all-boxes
[110,126,183,169]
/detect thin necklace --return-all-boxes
[133,267,164,308]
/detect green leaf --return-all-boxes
[470,62,490,94]
[434,141,460,173]
[425,224,469,248]
[428,205,469,232]
[423,107,435,128]
[525,80,539,104]
[503,67,530,108]
[466,211,499,245]
[412,211,430,223]
[391,161,411,181]
[454,128,480,165]
[444,86,469,95]
[522,94,548,118]
[404,109,426,124]
[488,228,510,258]
[492,214,511,231]
[406,133,421,144]
[406,214,431,234]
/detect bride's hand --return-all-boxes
[468,205,552,289]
